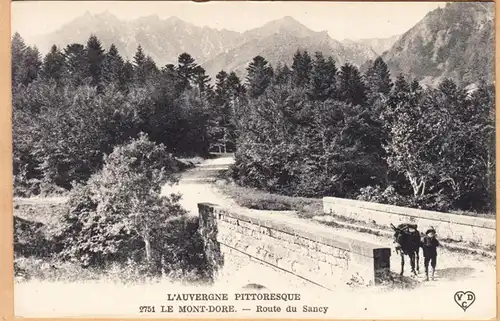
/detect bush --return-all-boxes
[13,176,40,197]
[56,133,183,267]
[357,185,453,212]
[14,216,53,258]
[411,193,453,212]
[356,185,386,203]
[55,133,210,282]
[151,215,211,283]
[357,185,409,206]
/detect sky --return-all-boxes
[11,1,444,41]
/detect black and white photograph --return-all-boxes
[11,1,496,319]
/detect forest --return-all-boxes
[12,32,495,214]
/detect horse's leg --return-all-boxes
[409,252,416,276]
[431,255,437,280]
[400,252,404,276]
[424,256,430,281]
[416,248,420,273]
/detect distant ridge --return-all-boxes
[27,14,378,78]
[382,2,494,87]
[22,4,495,87]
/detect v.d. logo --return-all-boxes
[454,291,475,311]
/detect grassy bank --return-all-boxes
[216,183,322,217]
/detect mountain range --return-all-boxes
[28,12,391,79]
[26,2,494,87]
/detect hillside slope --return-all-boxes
[382,2,494,87]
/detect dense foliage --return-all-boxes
[231,54,495,213]
[12,33,495,213]
[12,33,239,195]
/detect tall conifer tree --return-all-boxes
[246,56,273,98]
[85,35,105,87]
[41,45,66,84]
[338,63,367,106]
[291,50,313,87]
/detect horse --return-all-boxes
[390,223,421,276]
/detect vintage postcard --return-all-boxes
[8,0,497,319]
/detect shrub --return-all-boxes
[56,133,188,272]
[411,193,452,212]
[357,185,453,212]
[356,185,386,203]
[151,215,211,283]
[14,216,53,258]
[357,185,409,207]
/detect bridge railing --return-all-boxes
[198,203,392,289]
[323,197,496,249]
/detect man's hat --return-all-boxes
[425,227,436,235]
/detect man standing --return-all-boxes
[422,227,440,281]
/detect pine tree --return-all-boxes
[11,34,41,86]
[365,57,393,97]
[21,46,42,86]
[119,61,134,91]
[385,74,412,126]
[338,63,367,106]
[133,45,146,67]
[410,79,423,93]
[469,81,495,211]
[210,70,244,153]
[64,43,88,86]
[291,50,313,87]
[209,71,229,152]
[177,52,197,90]
[85,35,105,87]
[393,74,410,95]
[438,78,469,123]
[309,52,337,101]
[246,56,273,98]
[102,44,125,86]
[133,46,158,84]
[227,72,245,99]
[144,56,159,78]
[41,45,66,84]
[274,63,292,86]
[11,32,27,87]
[192,66,211,96]
[214,71,228,103]
[132,45,146,84]
[163,64,175,73]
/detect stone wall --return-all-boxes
[198,203,391,289]
[198,203,224,283]
[323,197,496,248]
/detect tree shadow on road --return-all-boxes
[380,267,477,290]
[379,271,420,290]
[436,267,475,281]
